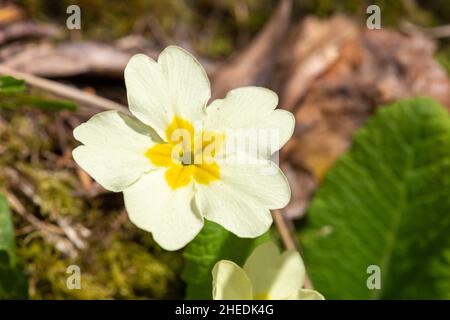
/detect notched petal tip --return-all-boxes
[158,45,211,105]
[227,86,279,107]
[125,53,155,71]
[159,45,209,77]
[269,165,292,209]
[72,110,119,143]
[274,109,295,140]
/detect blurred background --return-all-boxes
[0,0,449,299]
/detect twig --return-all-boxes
[0,21,60,45]
[6,187,85,257]
[271,209,313,289]
[211,0,292,99]
[5,190,64,235]
[76,166,93,192]
[272,209,297,250]
[4,168,87,251]
[401,21,450,39]
[0,64,129,113]
[428,24,450,38]
[56,217,87,250]
[9,193,78,257]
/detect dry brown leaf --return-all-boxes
[277,16,450,219]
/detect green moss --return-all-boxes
[198,34,233,59]
[97,235,181,299]
[1,108,184,299]
[18,0,450,59]
[19,0,275,58]
[17,164,84,218]
[15,219,184,299]
[17,239,113,299]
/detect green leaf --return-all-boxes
[300,98,450,299]
[0,76,26,94]
[182,220,271,299]
[20,96,78,111]
[0,194,28,299]
[0,75,77,111]
[0,195,15,253]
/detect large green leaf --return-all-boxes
[182,220,271,299]
[300,98,450,299]
[0,194,28,299]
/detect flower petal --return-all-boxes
[243,242,305,299]
[205,87,294,157]
[255,109,295,158]
[286,289,325,300]
[195,156,290,238]
[123,169,203,251]
[124,54,172,138]
[212,260,253,300]
[206,87,278,128]
[125,46,210,137]
[72,111,158,192]
[158,46,210,121]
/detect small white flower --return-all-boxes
[212,242,324,300]
[72,46,294,250]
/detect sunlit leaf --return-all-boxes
[0,194,28,299]
[300,98,450,299]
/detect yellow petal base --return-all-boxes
[145,116,221,189]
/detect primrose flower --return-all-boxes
[72,46,294,250]
[212,242,324,300]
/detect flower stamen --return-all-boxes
[145,116,222,189]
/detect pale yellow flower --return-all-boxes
[72,46,294,250]
[212,242,324,300]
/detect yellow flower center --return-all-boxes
[145,116,223,189]
[254,293,271,300]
